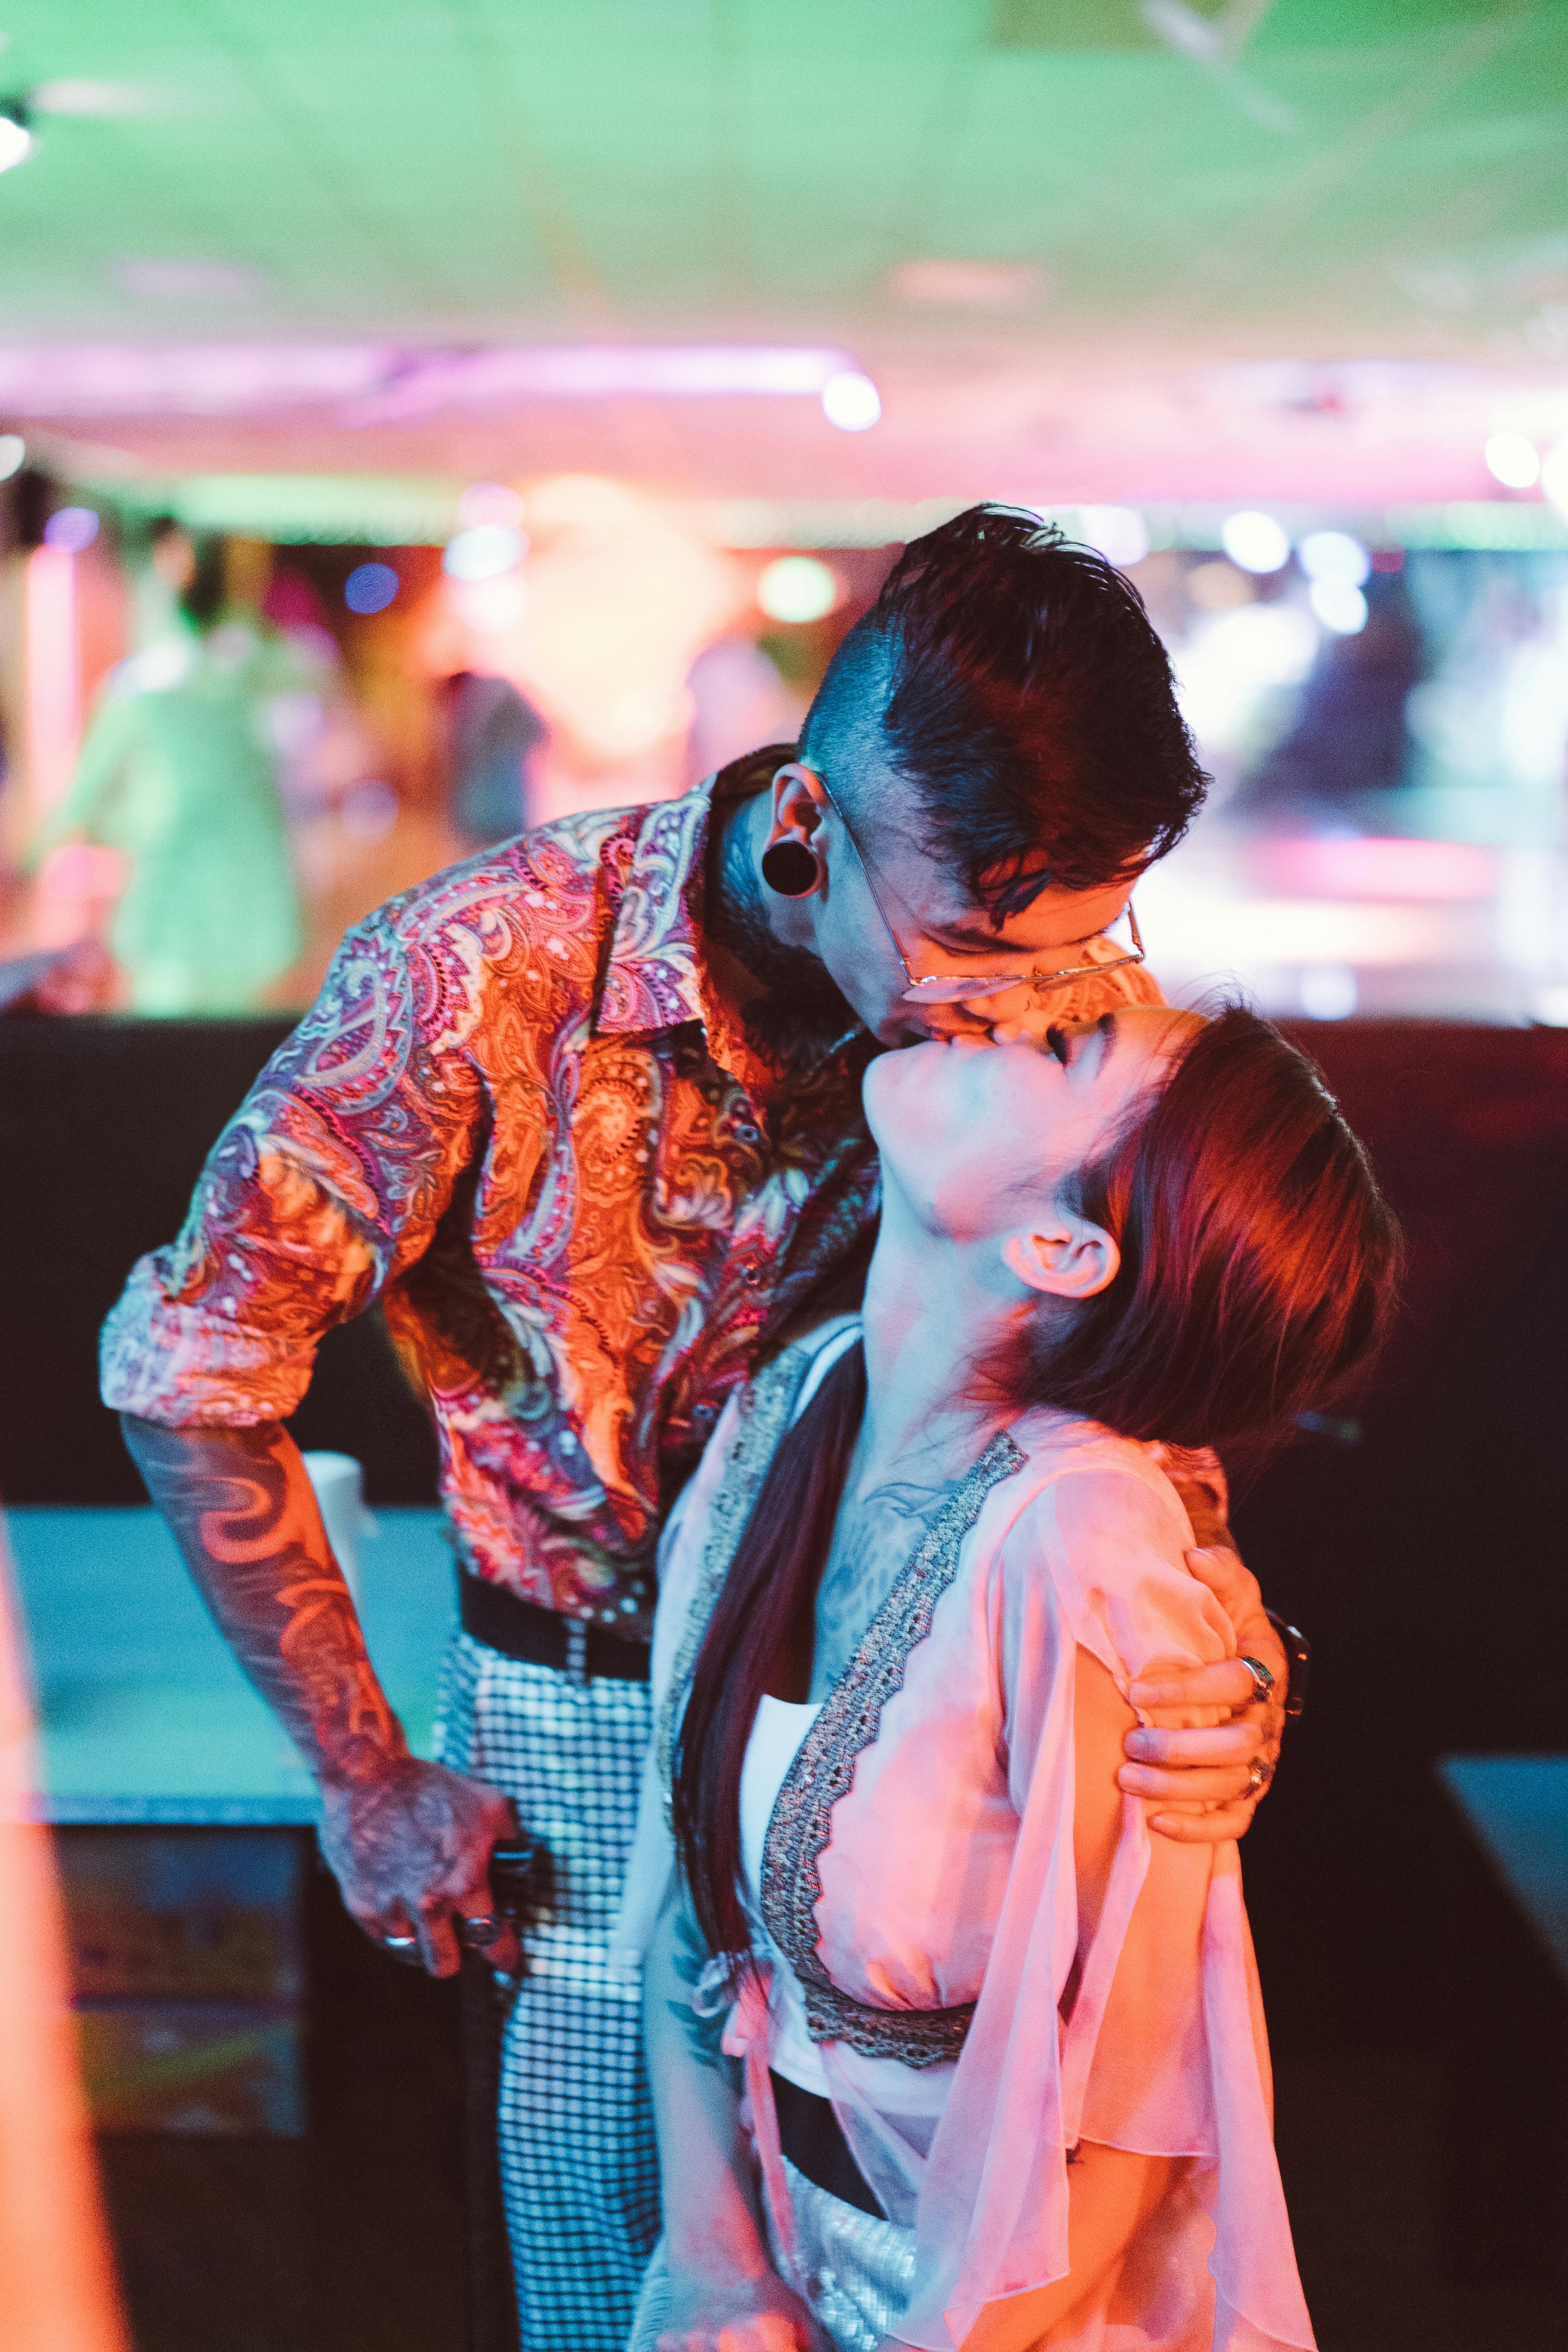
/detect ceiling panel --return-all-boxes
[0,0,1563,493]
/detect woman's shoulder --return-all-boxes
[987,1413,1232,1682]
[1005,1408,1192,1530]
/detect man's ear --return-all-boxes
[1002,1209,1120,1301]
[768,762,829,851]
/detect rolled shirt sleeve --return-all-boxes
[102,909,485,1428]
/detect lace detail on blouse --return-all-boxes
[656,1345,815,1817]
[759,1426,1026,2067]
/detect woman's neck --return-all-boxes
[853,1184,1030,1495]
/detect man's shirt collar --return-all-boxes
[593,778,714,1040]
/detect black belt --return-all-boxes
[458,1573,651,1683]
[770,2069,884,2220]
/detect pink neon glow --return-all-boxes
[1257,836,1497,901]
[24,547,80,817]
[0,344,396,415]
[343,346,860,426]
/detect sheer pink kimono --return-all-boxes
[615,1322,1315,2352]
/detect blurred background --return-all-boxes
[2,0,1568,1020]
[0,5,1566,2351]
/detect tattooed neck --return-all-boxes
[708,796,859,1063]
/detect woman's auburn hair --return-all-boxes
[1005,1004,1403,1452]
[674,1004,1401,1961]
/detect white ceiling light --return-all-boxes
[0,433,24,480]
[1309,578,1368,634]
[1220,510,1290,573]
[0,102,35,173]
[821,371,881,432]
[1299,530,1370,587]
[757,555,838,624]
[1484,431,1541,490]
[31,79,158,117]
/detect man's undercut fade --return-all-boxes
[800,505,1208,923]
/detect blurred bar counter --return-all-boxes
[6,1503,453,2133]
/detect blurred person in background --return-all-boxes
[441,667,550,851]
[32,530,311,1016]
[103,512,1295,2352]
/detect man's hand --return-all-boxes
[655,2265,831,2352]
[319,1754,519,1978]
[1117,1544,1289,1844]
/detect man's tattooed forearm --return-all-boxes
[122,1415,404,1782]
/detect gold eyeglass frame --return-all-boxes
[811,774,1145,1007]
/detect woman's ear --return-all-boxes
[1002,1209,1120,1301]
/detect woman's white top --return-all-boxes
[614,1317,1315,2352]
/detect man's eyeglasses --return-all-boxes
[813,776,1145,1007]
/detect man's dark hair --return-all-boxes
[800,505,1207,921]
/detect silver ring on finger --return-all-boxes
[457,1913,503,1948]
[1245,1755,1273,1798]
[1239,1654,1276,1705]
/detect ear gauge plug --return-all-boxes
[760,839,821,897]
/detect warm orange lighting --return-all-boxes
[417,476,746,818]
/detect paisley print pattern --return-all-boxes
[760,1427,1025,2065]
[102,776,882,1636]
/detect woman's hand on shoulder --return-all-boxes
[657,2265,833,2352]
[1116,1543,1288,1845]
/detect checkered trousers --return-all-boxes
[436,1630,659,2352]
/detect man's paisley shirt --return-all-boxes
[101,776,882,1636]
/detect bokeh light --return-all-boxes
[1309,577,1369,634]
[457,481,526,529]
[756,555,838,624]
[1541,441,1568,517]
[1299,965,1359,1020]
[0,434,24,481]
[343,561,399,615]
[42,507,100,553]
[1221,510,1290,573]
[820,371,881,432]
[1299,530,1370,586]
[1484,431,1541,490]
[443,524,526,581]
[0,110,35,174]
[1078,506,1149,568]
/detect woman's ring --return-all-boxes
[1239,1655,1276,1705]
[1245,1756,1272,1798]
[457,1913,503,1947]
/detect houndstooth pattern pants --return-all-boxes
[436,1630,659,2352]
